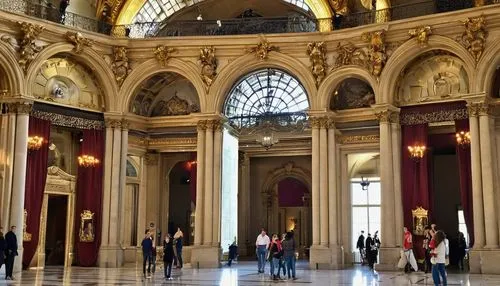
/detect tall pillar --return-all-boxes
[238,152,250,256]
[108,121,122,247]
[212,121,223,246]
[101,121,114,246]
[203,122,214,246]
[328,121,338,247]
[310,118,320,246]
[391,112,404,245]
[319,120,329,247]
[8,102,31,273]
[1,112,16,230]
[118,120,129,248]
[194,121,206,246]
[478,103,498,248]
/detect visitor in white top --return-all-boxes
[431,230,447,286]
[255,228,270,274]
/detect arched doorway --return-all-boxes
[168,161,195,245]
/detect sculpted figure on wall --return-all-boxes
[150,94,200,117]
[361,30,387,77]
[329,0,349,15]
[66,32,94,54]
[458,16,487,62]
[199,46,217,90]
[334,42,367,69]
[306,42,327,87]
[18,22,45,72]
[111,46,131,85]
[247,38,280,60]
[154,45,176,67]
[408,26,433,46]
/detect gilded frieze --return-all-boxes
[247,38,280,60]
[31,110,105,130]
[338,135,380,144]
[66,32,94,54]
[153,45,176,67]
[18,22,45,72]
[399,108,468,125]
[457,16,487,62]
[408,26,433,46]
[306,42,328,87]
[333,42,367,69]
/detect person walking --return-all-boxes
[356,230,366,265]
[4,226,17,280]
[0,227,5,274]
[282,231,297,280]
[430,230,448,286]
[163,234,174,280]
[365,233,375,270]
[277,233,287,279]
[227,240,238,267]
[269,234,282,281]
[59,0,69,24]
[255,228,270,274]
[403,227,418,272]
[141,231,153,278]
[173,226,183,268]
[457,232,467,271]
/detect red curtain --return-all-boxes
[75,129,104,266]
[22,117,51,268]
[455,119,474,247]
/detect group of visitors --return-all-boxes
[0,226,18,281]
[141,226,183,280]
[356,230,381,270]
[255,228,297,281]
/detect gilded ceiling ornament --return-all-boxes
[66,32,94,54]
[18,22,45,72]
[361,30,387,77]
[153,45,176,67]
[247,38,280,60]
[306,42,328,87]
[408,26,432,46]
[329,0,349,15]
[199,46,217,91]
[334,42,367,69]
[111,46,131,85]
[457,16,487,62]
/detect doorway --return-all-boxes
[45,195,68,266]
[168,161,194,245]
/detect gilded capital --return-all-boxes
[478,102,491,116]
[197,120,208,131]
[6,102,33,114]
[121,119,130,130]
[309,117,321,129]
[213,120,224,132]
[375,110,391,123]
[466,103,480,117]
[145,153,159,165]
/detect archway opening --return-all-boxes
[168,161,195,246]
[491,65,500,98]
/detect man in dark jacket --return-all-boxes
[5,226,18,280]
[141,230,153,278]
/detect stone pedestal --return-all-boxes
[190,246,221,268]
[469,249,500,274]
[98,246,124,268]
[375,247,400,271]
[309,245,344,269]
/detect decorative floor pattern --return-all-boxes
[1,261,500,285]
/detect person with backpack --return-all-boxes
[269,234,283,281]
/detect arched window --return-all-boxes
[224,68,309,128]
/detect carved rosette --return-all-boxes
[153,45,176,67]
[361,30,387,77]
[66,32,94,54]
[199,47,217,91]
[408,26,433,46]
[111,46,131,86]
[457,16,487,62]
[247,39,280,60]
[306,42,327,87]
[18,22,45,72]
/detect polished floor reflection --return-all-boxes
[1,261,499,285]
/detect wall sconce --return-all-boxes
[408,145,426,161]
[78,155,100,167]
[456,131,470,147]
[360,176,370,191]
[27,136,44,151]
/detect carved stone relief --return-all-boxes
[247,38,280,60]
[361,30,387,77]
[333,42,368,69]
[408,26,433,46]
[456,16,487,63]
[153,45,176,67]
[18,22,45,72]
[150,94,200,116]
[111,46,131,85]
[306,42,327,87]
[66,32,94,54]
[199,46,217,91]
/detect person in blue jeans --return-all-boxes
[282,231,297,280]
[431,231,447,286]
[141,231,153,278]
[255,228,270,273]
[269,234,282,281]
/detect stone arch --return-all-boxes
[25,42,118,111]
[261,162,311,198]
[318,66,379,111]
[211,52,317,113]
[476,37,500,96]
[380,35,476,104]
[120,58,205,114]
[0,42,25,96]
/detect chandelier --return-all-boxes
[456,131,471,147]
[27,136,44,151]
[78,155,100,167]
[360,177,370,191]
[257,132,279,150]
[408,145,426,161]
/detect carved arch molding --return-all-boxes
[261,162,311,207]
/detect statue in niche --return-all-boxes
[48,143,66,171]
[331,78,375,110]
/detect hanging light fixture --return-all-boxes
[455,131,471,147]
[360,176,370,191]
[78,155,100,167]
[27,136,44,151]
[257,130,279,150]
[408,145,426,161]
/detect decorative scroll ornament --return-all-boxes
[18,22,45,72]
[334,42,367,69]
[247,38,280,60]
[338,135,380,144]
[412,206,428,236]
[66,32,94,54]
[23,209,32,242]
[361,30,387,77]
[306,42,327,87]
[199,46,217,91]
[328,0,349,15]
[79,210,95,242]
[153,45,176,67]
[408,26,432,46]
[457,16,487,62]
[400,108,468,126]
[111,46,131,85]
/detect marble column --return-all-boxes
[327,122,338,247]
[137,156,147,246]
[478,103,498,248]
[203,122,214,246]
[194,121,206,246]
[468,105,485,247]
[1,112,16,230]
[101,121,114,246]
[212,121,223,246]
[238,152,250,256]
[8,102,31,273]
[391,113,404,245]
[108,120,122,247]
[319,119,329,247]
[118,120,129,247]
[311,118,320,246]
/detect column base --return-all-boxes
[374,247,400,271]
[469,248,500,274]
[190,246,221,268]
[309,245,345,270]
[14,249,23,273]
[98,245,124,268]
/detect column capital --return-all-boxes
[309,116,335,129]
[144,152,159,166]
[105,119,123,129]
[5,101,33,114]
[372,104,400,123]
[197,120,208,131]
[121,119,130,130]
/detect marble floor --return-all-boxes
[1,261,499,285]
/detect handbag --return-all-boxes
[397,250,407,269]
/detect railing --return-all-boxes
[228,112,309,130]
[1,0,498,38]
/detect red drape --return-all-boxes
[401,124,429,261]
[75,129,104,266]
[455,119,474,247]
[22,117,51,268]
